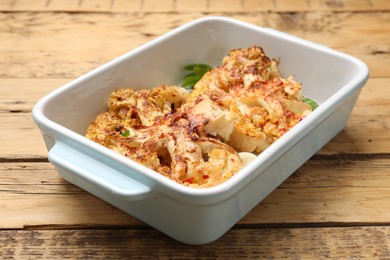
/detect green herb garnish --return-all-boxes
[182,64,213,90]
[121,130,130,137]
[303,98,319,110]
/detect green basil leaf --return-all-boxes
[184,64,213,71]
[182,75,201,89]
[193,66,210,76]
[182,64,213,90]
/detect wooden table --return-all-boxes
[1,0,389,258]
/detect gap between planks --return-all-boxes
[11,221,390,231]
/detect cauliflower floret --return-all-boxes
[185,95,234,141]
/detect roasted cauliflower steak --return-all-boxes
[86,46,313,188]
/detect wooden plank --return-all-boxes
[0,12,388,78]
[0,78,68,112]
[309,0,390,11]
[1,159,389,228]
[0,112,48,159]
[0,0,47,11]
[141,0,175,12]
[321,78,390,154]
[175,0,209,12]
[243,159,390,224]
[0,227,389,258]
[0,0,389,12]
[111,0,142,12]
[0,78,387,159]
[0,162,142,229]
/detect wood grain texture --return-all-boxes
[0,12,389,79]
[0,162,142,229]
[0,227,389,259]
[1,159,389,229]
[1,0,389,12]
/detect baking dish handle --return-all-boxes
[48,141,153,201]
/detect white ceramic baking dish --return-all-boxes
[32,17,368,245]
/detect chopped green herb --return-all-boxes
[303,98,319,110]
[182,64,213,90]
[121,130,130,137]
